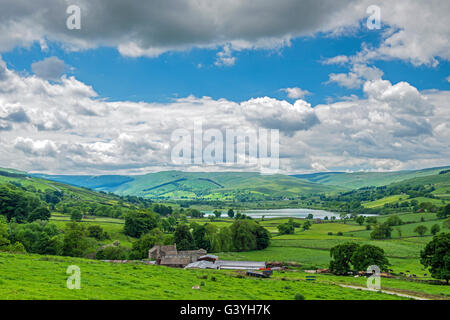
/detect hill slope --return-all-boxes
[33,171,342,200]
[292,166,450,189]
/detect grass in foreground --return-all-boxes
[0,252,405,300]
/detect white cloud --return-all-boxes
[327,64,384,89]
[322,55,349,65]
[446,75,450,83]
[0,57,448,174]
[214,44,236,67]
[0,0,446,68]
[31,56,67,81]
[281,87,311,99]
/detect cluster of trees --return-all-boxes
[0,184,50,223]
[277,218,310,235]
[0,218,113,258]
[317,182,444,215]
[420,232,450,283]
[173,220,270,253]
[329,242,390,274]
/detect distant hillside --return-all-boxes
[32,174,134,191]
[0,169,124,204]
[292,166,450,189]
[31,171,342,200]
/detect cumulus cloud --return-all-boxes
[31,56,67,81]
[241,98,319,135]
[0,0,446,68]
[0,57,448,174]
[281,87,311,99]
[327,63,384,89]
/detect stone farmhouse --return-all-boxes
[149,243,266,270]
[148,244,206,267]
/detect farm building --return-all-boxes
[149,243,266,270]
[148,244,207,267]
[197,254,218,263]
[185,259,266,270]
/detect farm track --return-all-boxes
[337,284,448,300]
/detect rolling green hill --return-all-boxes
[33,171,343,200]
[292,166,450,189]
[0,168,124,205]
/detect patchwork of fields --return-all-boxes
[42,211,450,300]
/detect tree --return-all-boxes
[129,228,165,259]
[87,225,110,240]
[444,218,450,229]
[174,224,195,250]
[254,224,270,250]
[227,209,235,219]
[414,225,427,237]
[230,220,257,252]
[192,224,212,251]
[28,206,51,222]
[420,233,450,284]
[396,227,402,239]
[124,211,160,238]
[0,185,41,223]
[70,208,83,222]
[277,223,294,235]
[213,210,222,218]
[386,215,402,226]
[0,220,11,249]
[370,222,392,239]
[431,224,441,235]
[339,213,348,223]
[437,204,450,219]
[329,242,360,275]
[302,221,312,231]
[62,222,90,257]
[366,216,377,225]
[355,216,365,226]
[351,244,389,272]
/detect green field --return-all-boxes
[0,252,411,300]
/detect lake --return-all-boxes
[205,208,341,219]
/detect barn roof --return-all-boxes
[184,261,218,269]
[215,260,266,270]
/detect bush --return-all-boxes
[294,293,305,300]
[328,232,333,235]
[87,225,110,240]
[96,244,129,260]
[337,232,343,236]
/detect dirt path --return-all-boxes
[338,284,429,300]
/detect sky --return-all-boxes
[0,0,449,175]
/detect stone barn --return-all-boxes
[148,244,207,267]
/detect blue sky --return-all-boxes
[3,29,449,106]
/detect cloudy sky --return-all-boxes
[0,0,449,175]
